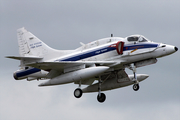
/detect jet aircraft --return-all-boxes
[6,28,178,103]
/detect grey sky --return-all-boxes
[0,0,180,120]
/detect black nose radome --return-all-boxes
[174,47,178,51]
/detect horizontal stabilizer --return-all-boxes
[6,56,43,60]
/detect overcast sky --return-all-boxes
[0,0,180,120]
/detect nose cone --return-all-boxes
[174,47,178,51]
[166,45,178,55]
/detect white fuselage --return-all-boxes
[51,37,175,66]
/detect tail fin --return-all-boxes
[17,27,75,60]
[17,27,53,57]
[6,28,74,66]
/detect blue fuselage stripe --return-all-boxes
[60,43,158,61]
[61,46,115,61]
[123,43,158,51]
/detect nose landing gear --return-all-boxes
[97,76,106,103]
[129,63,140,91]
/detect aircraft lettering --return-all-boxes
[31,46,35,49]
[30,42,42,49]
[101,49,107,52]
[95,51,101,54]
[36,45,42,47]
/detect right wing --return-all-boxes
[27,61,120,84]
[26,61,117,71]
[26,60,125,85]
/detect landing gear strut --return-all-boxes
[129,63,140,91]
[97,76,106,103]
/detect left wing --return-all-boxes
[6,56,43,60]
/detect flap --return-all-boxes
[101,69,130,83]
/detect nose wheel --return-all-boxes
[97,76,106,103]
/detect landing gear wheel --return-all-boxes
[133,84,139,91]
[74,88,83,98]
[97,93,106,103]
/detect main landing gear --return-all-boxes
[74,77,106,103]
[129,63,140,91]
[97,93,106,103]
[133,84,139,91]
[74,88,83,98]
[74,81,83,98]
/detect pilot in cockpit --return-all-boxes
[126,35,150,43]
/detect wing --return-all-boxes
[27,61,120,85]
[6,56,43,60]
[27,61,117,71]
[27,61,124,85]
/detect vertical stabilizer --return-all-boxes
[15,27,75,66]
[17,27,53,57]
[17,28,30,56]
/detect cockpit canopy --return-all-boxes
[126,35,149,42]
